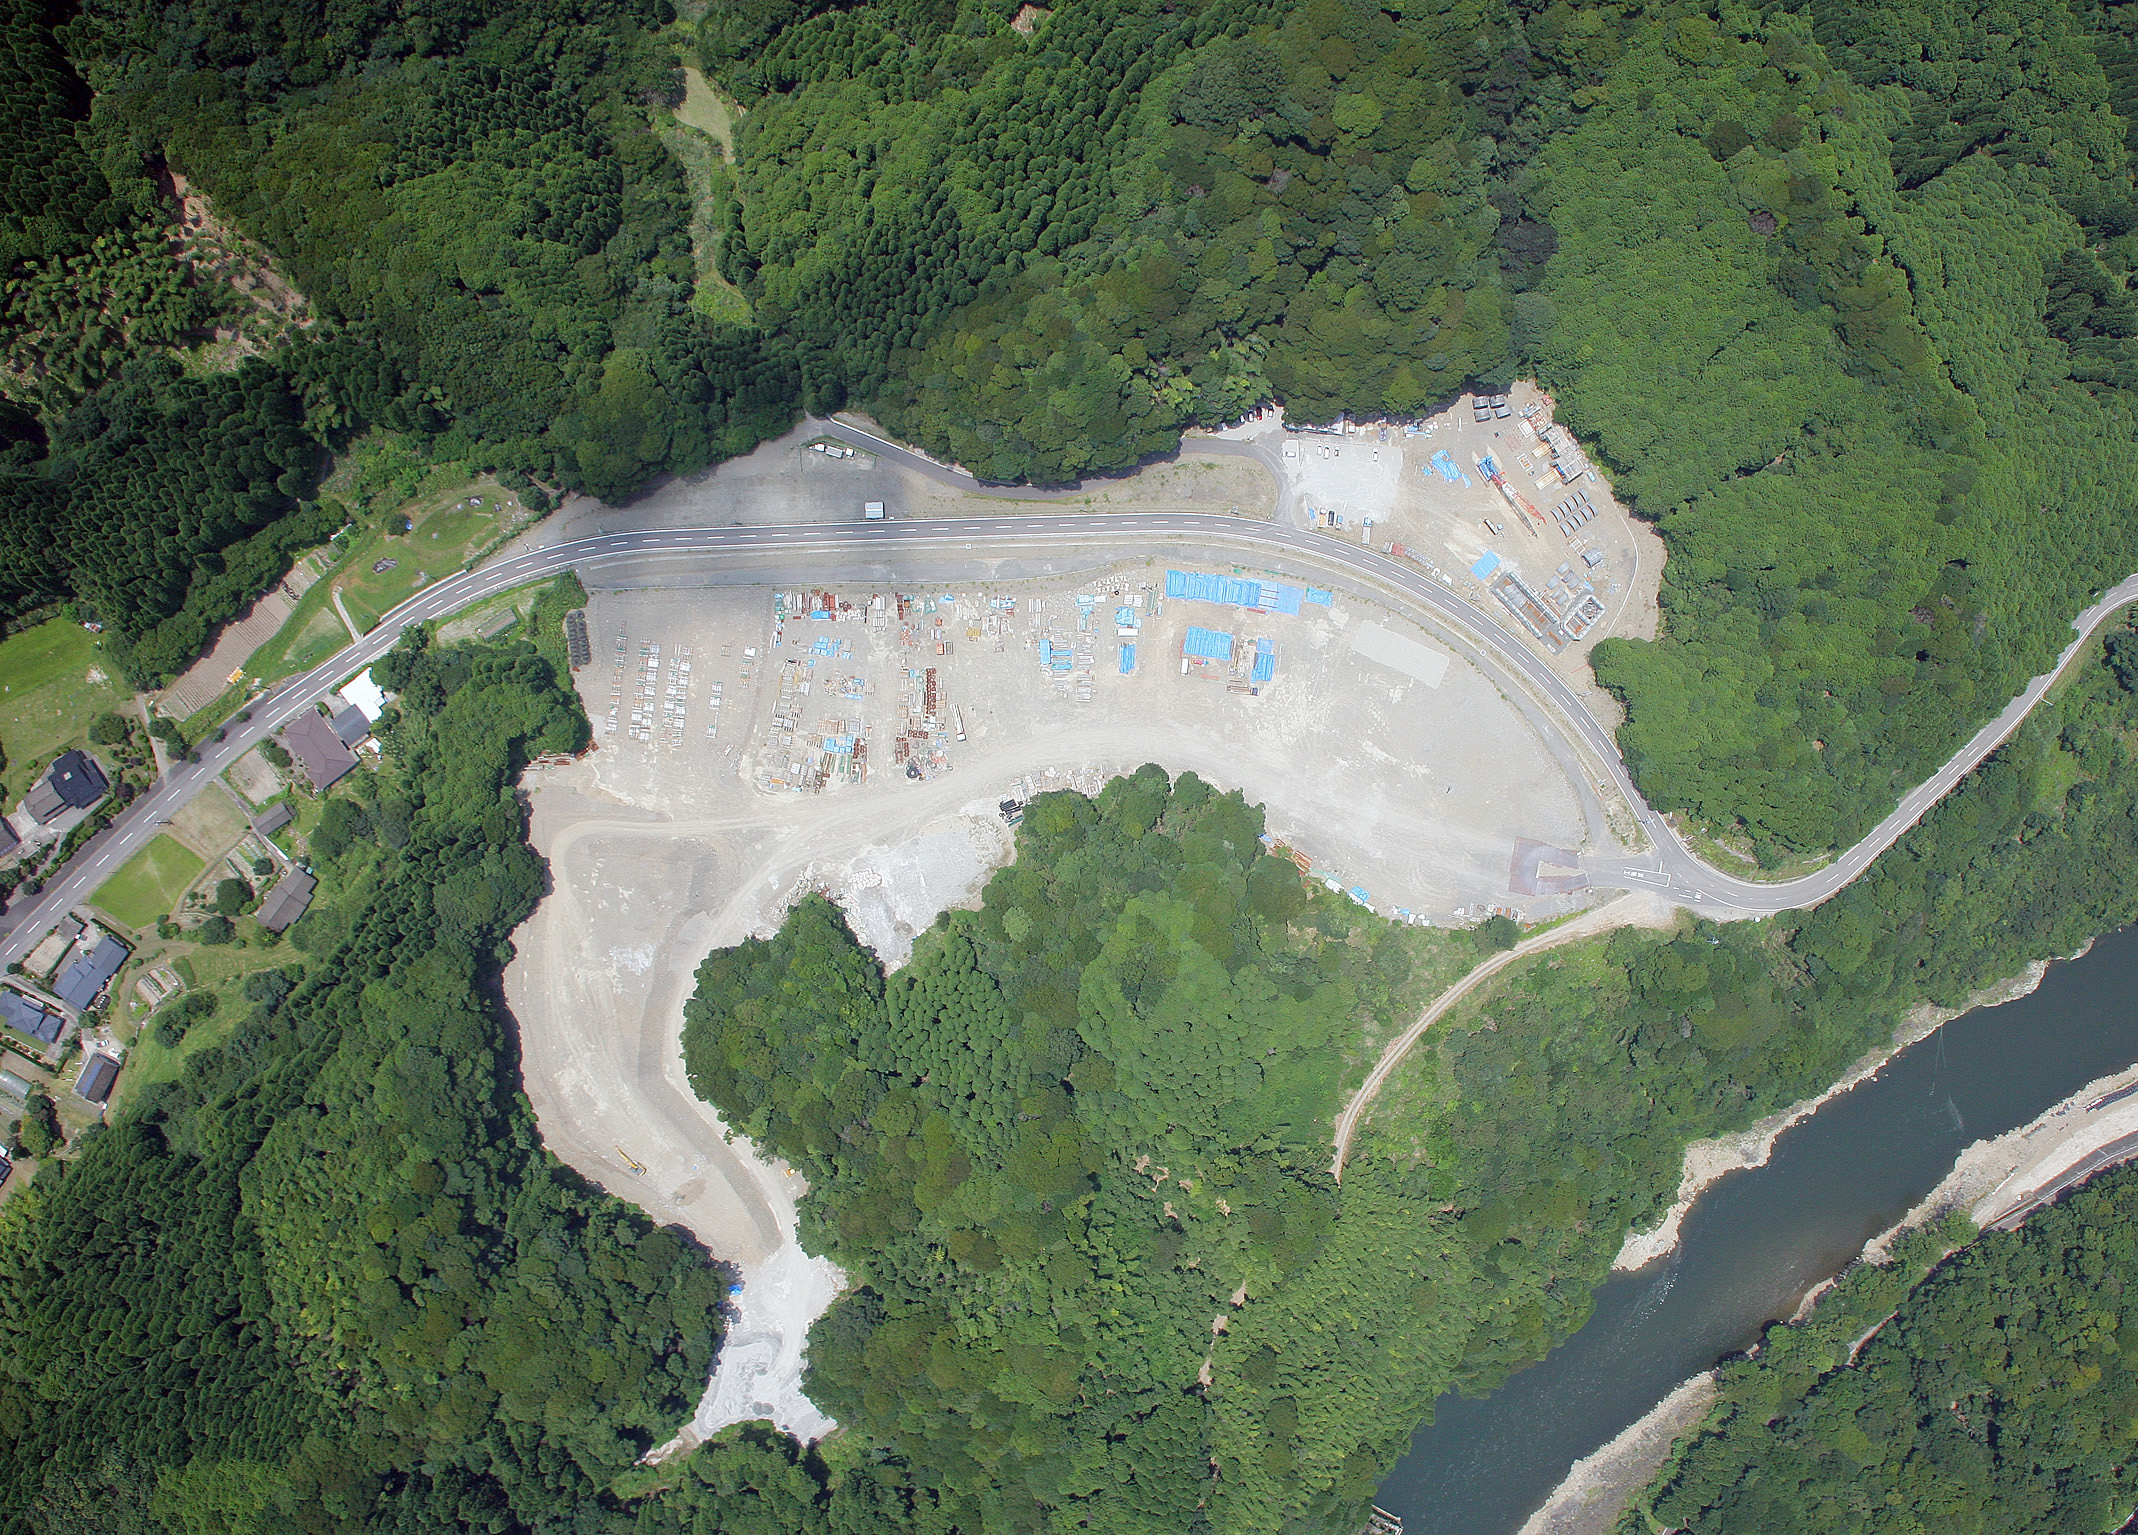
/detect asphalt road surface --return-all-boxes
[4,416,2134,966]
[1982,1127,2138,1231]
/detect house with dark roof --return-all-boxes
[22,750,107,825]
[252,801,295,838]
[0,990,62,1045]
[0,819,17,858]
[53,933,127,1012]
[75,1053,119,1105]
[330,704,372,747]
[280,711,358,791]
[255,869,317,933]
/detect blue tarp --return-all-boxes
[1471,551,1502,580]
[1119,645,1136,674]
[1114,606,1138,629]
[1348,886,1372,907]
[1181,626,1234,661]
[1305,588,1334,605]
[1052,654,1073,672]
[1165,569,1304,615]
[1251,637,1276,683]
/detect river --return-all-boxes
[1375,923,2138,1535]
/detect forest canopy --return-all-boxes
[1618,1168,2138,1535]
[3,0,2136,835]
[669,623,2138,1531]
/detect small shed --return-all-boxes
[252,801,295,838]
[75,1054,119,1106]
[330,705,372,747]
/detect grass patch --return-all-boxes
[662,75,753,326]
[243,545,359,684]
[436,580,550,645]
[674,65,739,154]
[285,619,351,673]
[118,993,239,1100]
[180,681,252,740]
[0,620,130,805]
[92,836,206,932]
[338,497,508,633]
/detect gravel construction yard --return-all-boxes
[503,565,1611,1444]
[494,394,1660,1446]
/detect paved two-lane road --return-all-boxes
[4,454,2134,965]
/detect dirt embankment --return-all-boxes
[1517,1372,1719,1535]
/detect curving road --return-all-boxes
[3,418,2135,967]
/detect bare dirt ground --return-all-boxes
[494,397,1665,1444]
[223,746,283,806]
[1247,385,1665,731]
[504,561,1613,1443]
[168,785,248,862]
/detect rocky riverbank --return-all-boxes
[1611,958,2060,1272]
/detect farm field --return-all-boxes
[91,835,205,931]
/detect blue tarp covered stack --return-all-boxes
[1181,626,1235,661]
[1165,569,1305,616]
[1251,638,1276,683]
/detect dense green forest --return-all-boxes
[0,603,748,1534]
[680,768,1482,1533]
[697,0,2138,848]
[1615,1170,2138,1535]
[12,608,2138,1535]
[660,613,2138,1535]
[0,0,801,684]
[5,0,2138,846]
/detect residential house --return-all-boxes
[23,750,108,825]
[280,711,358,791]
